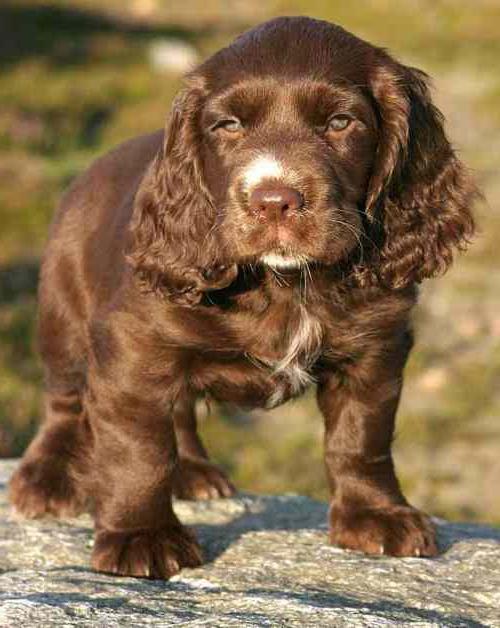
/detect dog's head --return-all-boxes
[128,17,476,304]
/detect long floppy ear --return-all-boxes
[126,83,237,305]
[361,58,478,289]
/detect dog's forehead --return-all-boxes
[196,17,375,90]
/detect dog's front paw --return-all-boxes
[330,504,439,557]
[9,458,84,519]
[172,456,236,500]
[91,525,203,579]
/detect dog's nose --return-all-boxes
[249,186,303,220]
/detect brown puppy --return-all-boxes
[10,17,477,579]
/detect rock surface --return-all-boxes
[0,460,499,627]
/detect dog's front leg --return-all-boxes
[85,324,203,579]
[317,333,438,557]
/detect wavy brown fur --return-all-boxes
[9,17,478,580]
[361,63,476,288]
[127,86,238,304]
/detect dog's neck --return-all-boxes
[200,263,318,310]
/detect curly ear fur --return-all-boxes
[360,59,478,289]
[127,84,237,305]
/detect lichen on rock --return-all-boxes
[0,459,499,627]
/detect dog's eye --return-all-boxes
[210,118,243,134]
[327,115,352,132]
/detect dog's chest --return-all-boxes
[190,301,324,409]
[247,304,323,408]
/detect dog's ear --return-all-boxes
[127,84,237,305]
[359,58,478,289]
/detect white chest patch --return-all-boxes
[265,306,323,408]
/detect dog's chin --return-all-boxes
[229,233,359,272]
[259,253,308,270]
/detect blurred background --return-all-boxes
[0,0,499,524]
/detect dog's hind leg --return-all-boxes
[171,397,236,500]
[9,271,91,518]
[9,390,91,518]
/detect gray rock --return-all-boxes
[0,459,499,627]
